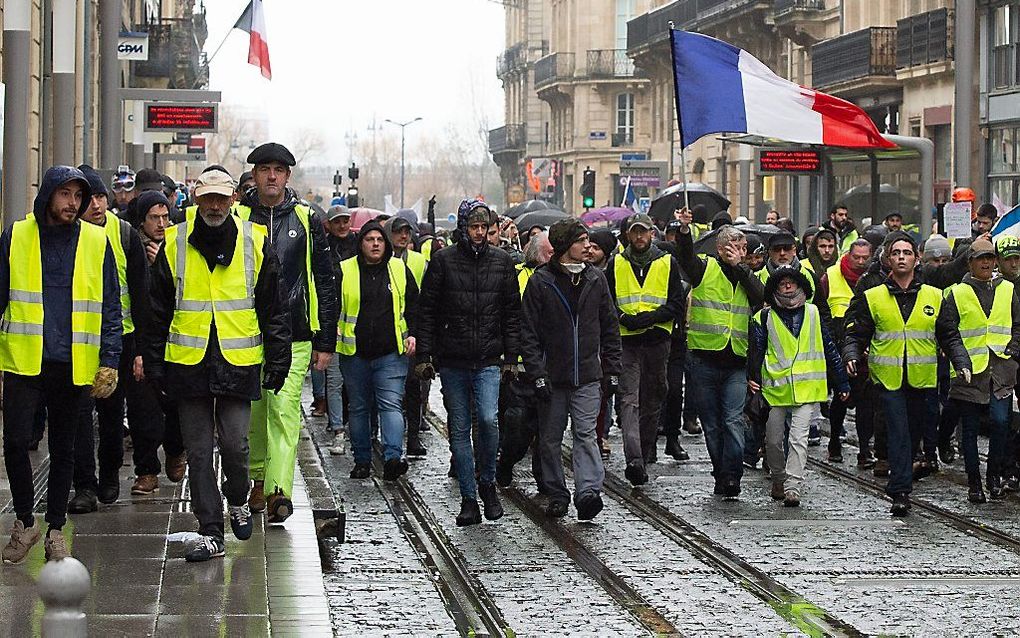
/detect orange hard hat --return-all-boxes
[952,187,977,203]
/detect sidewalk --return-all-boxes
[0,423,332,636]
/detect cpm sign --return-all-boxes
[118,32,149,61]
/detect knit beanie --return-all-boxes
[77,164,108,197]
[589,228,618,257]
[922,234,951,260]
[548,218,588,257]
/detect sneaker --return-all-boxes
[456,498,482,527]
[783,491,801,507]
[545,500,569,518]
[406,441,427,458]
[68,489,99,514]
[873,459,889,477]
[228,504,254,541]
[131,474,159,496]
[266,491,293,524]
[248,480,266,512]
[770,482,785,501]
[665,436,689,461]
[938,441,956,464]
[166,452,188,483]
[807,430,821,447]
[43,529,70,561]
[624,461,648,486]
[827,452,844,464]
[890,493,911,517]
[327,432,347,456]
[349,463,371,479]
[598,439,611,460]
[743,456,759,470]
[478,482,504,521]
[383,458,409,481]
[723,480,741,500]
[2,519,41,564]
[185,535,225,562]
[575,493,604,521]
[1004,476,1020,493]
[988,475,1006,500]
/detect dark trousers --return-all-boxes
[658,354,685,438]
[73,350,132,491]
[828,375,876,457]
[3,364,85,527]
[404,369,423,449]
[498,378,542,479]
[619,342,669,465]
[878,386,937,496]
[179,396,251,539]
[130,386,185,477]
[958,396,1011,483]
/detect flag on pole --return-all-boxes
[620,176,640,214]
[991,204,1020,239]
[670,30,894,149]
[234,0,272,80]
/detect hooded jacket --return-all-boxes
[415,227,521,369]
[519,260,622,387]
[145,211,291,400]
[0,166,122,369]
[240,187,338,352]
[335,220,419,360]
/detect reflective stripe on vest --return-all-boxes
[236,203,320,332]
[103,211,134,334]
[865,283,942,391]
[949,280,1015,375]
[336,256,408,356]
[759,304,829,407]
[0,216,107,385]
[614,254,673,336]
[826,263,853,319]
[405,249,427,287]
[164,216,266,366]
[688,257,749,355]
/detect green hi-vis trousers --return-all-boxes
[249,340,312,498]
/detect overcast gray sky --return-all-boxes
[204,0,506,165]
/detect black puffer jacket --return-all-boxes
[415,235,520,369]
[239,187,338,353]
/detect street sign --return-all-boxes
[620,153,647,161]
[118,31,149,61]
[143,102,218,133]
[589,131,607,141]
[531,157,554,179]
[756,148,822,175]
[187,136,206,154]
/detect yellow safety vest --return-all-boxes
[826,263,853,319]
[838,229,859,254]
[0,216,107,385]
[404,249,427,288]
[758,263,815,297]
[236,203,320,332]
[949,280,1014,375]
[614,254,673,337]
[164,216,266,366]
[421,240,434,261]
[689,257,750,356]
[336,257,408,356]
[865,283,942,390]
[102,211,134,334]
[516,263,536,296]
[758,303,829,407]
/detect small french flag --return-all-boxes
[233,0,272,80]
[670,30,893,149]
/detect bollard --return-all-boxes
[38,557,90,638]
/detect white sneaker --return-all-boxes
[328,432,346,456]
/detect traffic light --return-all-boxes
[347,185,359,208]
[581,167,595,209]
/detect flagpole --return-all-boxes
[206,0,253,66]
[667,22,691,213]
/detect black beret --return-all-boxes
[246,142,296,167]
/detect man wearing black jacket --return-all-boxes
[146,168,290,561]
[606,213,686,486]
[521,219,622,519]
[415,199,520,527]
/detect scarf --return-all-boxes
[766,255,801,276]
[840,254,864,289]
[189,213,237,271]
[623,243,655,268]
[773,287,807,309]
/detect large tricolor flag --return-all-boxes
[991,203,1020,239]
[234,0,272,80]
[670,30,893,149]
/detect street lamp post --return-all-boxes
[384,117,423,208]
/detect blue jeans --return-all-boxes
[440,366,500,499]
[689,353,746,484]
[878,386,938,496]
[958,396,1011,482]
[339,353,408,464]
[324,355,345,432]
[311,366,325,399]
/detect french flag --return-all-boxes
[671,30,893,149]
[234,0,272,80]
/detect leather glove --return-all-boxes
[961,368,972,384]
[262,369,286,395]
[630,312,657,330]
[603,375,619,398]
[619,314,638,330]
[91,366,119,399]
[414,361,436,381]
[501,364,519,382]
[534,376,552,402]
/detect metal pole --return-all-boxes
[99,0,122,170]
[82,0,94,165]
[3,0,33,226]
[52,0,78,166]
[400,126,406,208]
[884,134,934,238]
[954,0,975,187]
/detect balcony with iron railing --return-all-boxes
[133,15,210,89]
[497,42,527,78]
[992,44,1020,90]
[774,0,824,15]
[627,0,771,53]
[488,124,527,155]
[534,52,575,89]
[586,50,635,78]
[812,26,897,91]
[896,8,953,70]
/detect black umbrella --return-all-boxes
[505,199,557,219]
[693,223,782,256]
[514,209,569,230]
[650,182,730,223]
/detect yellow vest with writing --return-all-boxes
[865,284,942,390]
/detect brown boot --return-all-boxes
[165,452,188,483]
[310,398,326,417]
[266,490,293,524]
[248,480,266,513]
[131,474,159,496]
[770,482,785,501]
